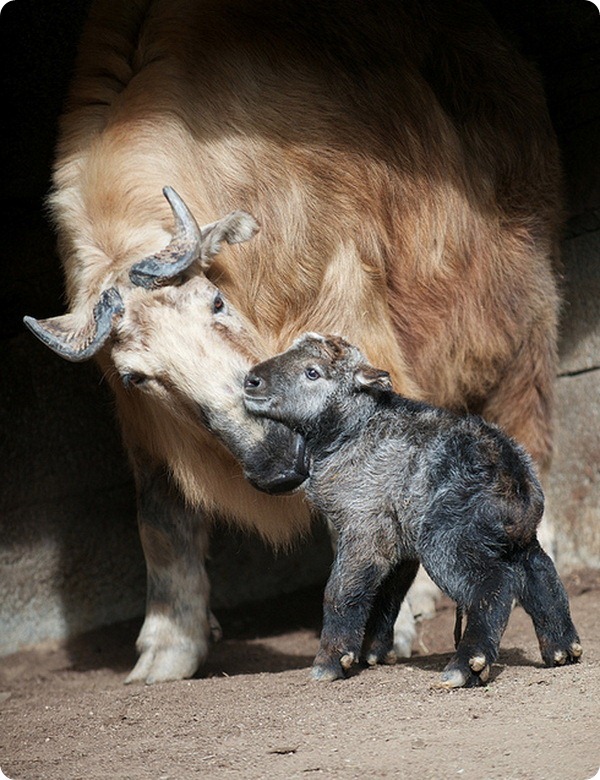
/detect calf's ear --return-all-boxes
[354,364,392,391]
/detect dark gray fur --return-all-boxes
[244,333,581,687]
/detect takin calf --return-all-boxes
[243,334,582,687]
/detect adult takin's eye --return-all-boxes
[305,367,322,381]
[212,291,226,314]
[121,372,148,389]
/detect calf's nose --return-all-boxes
[243,373,264,394]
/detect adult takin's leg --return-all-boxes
[518,539,582,667]
[393,565,442,658]
[312,536,392,682]
[125,462,217,684]
[362,560,420,667]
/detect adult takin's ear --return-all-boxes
[354,364,392,392]
[198,210,260,268]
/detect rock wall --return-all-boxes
[550,223,600,570]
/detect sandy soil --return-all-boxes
[1,569,599,780]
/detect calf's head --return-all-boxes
[24,187,308,494]
[244,333,392,434]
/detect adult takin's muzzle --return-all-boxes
[244,427,310,495]
[242,367,310,492]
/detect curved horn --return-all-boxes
[129,186,260,288]
[23,287,124,362]
[129,186,202,288]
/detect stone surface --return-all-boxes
[548,370,600,570]
[551,208,600,571]
[0,334,143,655]
[558,227,600,375]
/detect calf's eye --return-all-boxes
[305,367,321,381]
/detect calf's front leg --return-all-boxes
[312,534,392,682]
[126,463,217,684]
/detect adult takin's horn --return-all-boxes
[129,187,203,288]
[129,186,260,288]
[23,287,124,362]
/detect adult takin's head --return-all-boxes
[24,186,260,368]
[23,187,309,495]
[243,333,393,434]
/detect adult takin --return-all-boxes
[24,0,562,683]
[243,334,582,687]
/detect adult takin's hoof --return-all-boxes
[435,653,490,689]
[125,643,205,685]
[124,612,210,685]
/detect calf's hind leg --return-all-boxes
[518,540,582,666]
[419,515,519,690]
[419,508,519,687]
[436,563,518,688]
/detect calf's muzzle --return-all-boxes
[243,372,265,394]
[243,368,277,417]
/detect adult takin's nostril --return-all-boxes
[243,373,263,392]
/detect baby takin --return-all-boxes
[243,334,582,688]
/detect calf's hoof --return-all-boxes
[311,663,345,682]
[311,644,362,681]
[435,653,490,690]
[310,652,354,682]
[365,647,397,667]
[541,640,582,668]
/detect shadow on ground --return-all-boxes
[63,582,326,678]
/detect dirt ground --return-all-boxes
[1,569,599,780]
